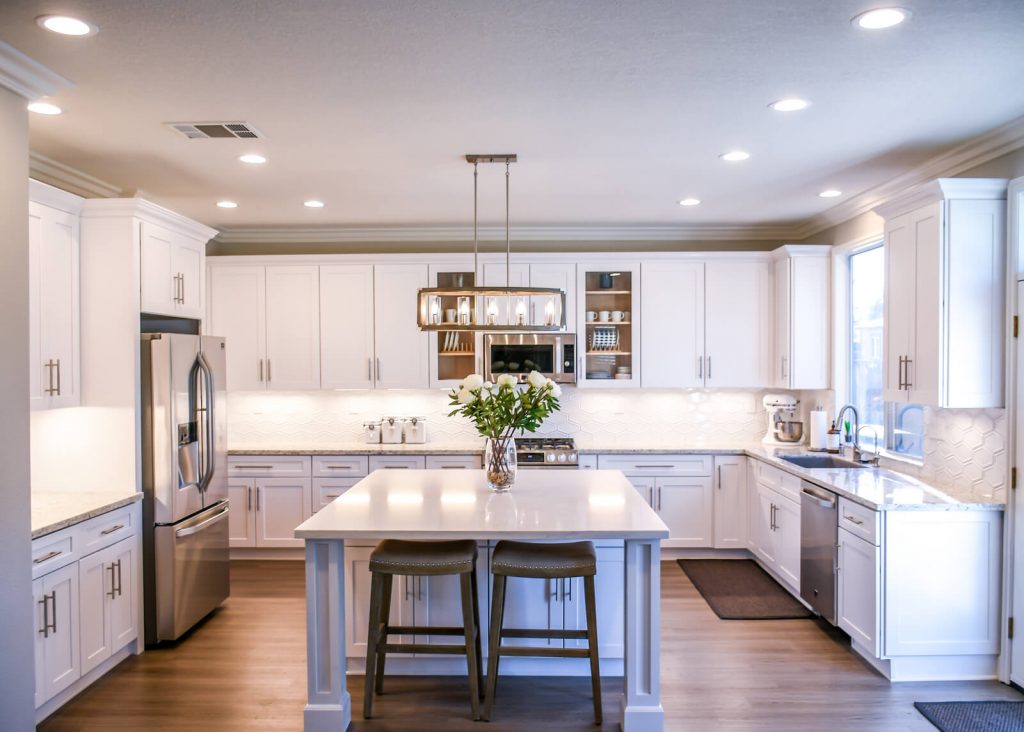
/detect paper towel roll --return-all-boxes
[809,409,829,450]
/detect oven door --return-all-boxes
[485,334,576,384]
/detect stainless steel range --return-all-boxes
[515,437,578,468]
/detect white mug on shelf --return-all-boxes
[598,310,610,322]
[611,311,624,322]
[586,311,597,322]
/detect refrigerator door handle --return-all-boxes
[192,352,217,494]
[175,506,230,538]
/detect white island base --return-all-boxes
[296,469,670,732]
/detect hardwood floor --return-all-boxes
[40,559,1022,731]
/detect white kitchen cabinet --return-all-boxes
[33,562,80,704]
[750,463,800,592]
[345,546,413,657]
[772,246,830,390]
[321,264,375,389]
[838,527,880,656]
[313,477,361,512]
[876,179,1007,408]
[752,483,777,566]
[140,221,205,319]
[228,457,313,549]
[374,264,429,389]
[704,260,772,388]
[207,265,267,391]
[414,549,490,648]
[79,536,137,675]
[227,480,256,547]
[28,191,81,410]
[265,266,321,390]
[207,265,320,390]
[657,477,714,548]
[772,494,801,590]
[713,456,747,549]
[254,478,312,549]
[640,261,704,388]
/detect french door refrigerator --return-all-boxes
[141,333,229,644]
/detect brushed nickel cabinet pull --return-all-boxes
[843,514,864,526]
[256,487,261,511]
[247,486,252,511]
[376,358,382,382]
[100,523,124,535]
[903,358,912,390]
[707,356,712,380]
[115,559,123,597]
[54,359,61,396]
[47,591,57,635]
[107,564,117,599]
[368,358,373,381]
[267,359,272,382]
[236,465,274,469]
[38,596,49,637]
[697,356,703,380]
[34,549,62,564]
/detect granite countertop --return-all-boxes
[32,491,142,539]
[229,441,485,456]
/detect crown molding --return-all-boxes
[213,222,801,245]
[796,114,1024,239]
[0,42,71,100]
[82,198,218,242]
[29,179,84,214]
[30,152,122,199]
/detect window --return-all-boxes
[847,243,923,459]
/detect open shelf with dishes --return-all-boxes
[578,266,639,387]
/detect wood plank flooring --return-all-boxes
[40,560,1022,731]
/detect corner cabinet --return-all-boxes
[876,178,1007,408]
[29,181,83,410]
[772,246,830,390]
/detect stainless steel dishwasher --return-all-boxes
[800,481,838,624]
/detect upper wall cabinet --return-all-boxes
[772,246,830,390]
[373,264,429,389]
[207,265,321,391]
[876,178,1007,408]
[578,262,640,387]
[641,261,704,388]
[139,222,205,319]
[321,264,376,390]
[29,181,83,410]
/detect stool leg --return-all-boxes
[374,574,394,695]
[470,568,484,696]
[363,572,385,719]
[482,574,508,722]
[583,575,602,725]
[459,572,481,720]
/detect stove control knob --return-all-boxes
[557,453,568,463]
[546,453,557,462]
[568,452,577,462]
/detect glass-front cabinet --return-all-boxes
[428,267,481,389]
[577,262,640,388]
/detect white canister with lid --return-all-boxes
[403,416,427,444]
[363,421,382,444]
[381,417,404,444]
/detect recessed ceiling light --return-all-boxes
[852,7,910,30]
[304,200,325,208]
[216,200,238,209]
[27,101,62,115]
[819,189,842,198]
[678,198,701,207]
[769,98,810,112]
[719,150,750,162]
[36,15,98,36]
[238,153,267,165]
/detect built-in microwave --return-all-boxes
[483,333,576,384]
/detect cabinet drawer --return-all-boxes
[228,455,312,477]
[369,455,426,471]
[597,454,712,476]
[839,498,880,545]
[425,454,482,470]
[31,528,77,579]
[79,506,135,556]
[578,454,598,470]
[314,477,362,511]
[312,455,369,478]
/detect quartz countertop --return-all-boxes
[296,468,669,540]
[32,491,142,539]
[230,441,1003,513]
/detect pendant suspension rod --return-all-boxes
[473,162,479,282]
[505,161,511,288]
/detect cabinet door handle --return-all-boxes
[55,359,61,396]
[634,465,675,470]
[657,487,662,511]
[550,578,558,600]
[843,514,864,526]
[180,273,186,304]
[418,576,424,602]
[33,549,62,564]
[376,358,382,383]
[267,359,272,382]
[368,358,373,381]
[903,358,912,390]
[44,360,53,396]
[247,485,252,511]
[770,503,776,531]
[567,577,573,602]
[897,356,905,390]
[117,559,123,597]
[47,591,57,635]
[697,356,703,380]
[38,595,49,638]
[717,464,722,489]
[259,359,264,382]
[707,356,712,380]
[107,564,117,599]
[100,523,125,536]
[256,487,261,511]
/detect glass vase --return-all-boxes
[484,437,517,492]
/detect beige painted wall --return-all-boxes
[0,85,36,730]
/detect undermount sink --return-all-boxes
[778,454,868,470]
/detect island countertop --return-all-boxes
[295,468,670,541]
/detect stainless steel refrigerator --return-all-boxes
[141,333,229,644]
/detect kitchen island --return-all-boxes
[295,468,670,732]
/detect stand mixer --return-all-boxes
[762,394,803,445]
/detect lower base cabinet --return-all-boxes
[838,526,880,655]
[750,465,800,592]
[78,537,137,675]
[33,563,80,707]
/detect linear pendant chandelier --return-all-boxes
[416,154,567,332]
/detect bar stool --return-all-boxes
[483,540,602,724]
[363,539,484,720]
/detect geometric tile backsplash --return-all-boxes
[228,389,1008,503]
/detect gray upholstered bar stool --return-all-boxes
[483,540,602,724]
[363,539,484,720]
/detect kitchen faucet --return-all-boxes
[835,404,879,465]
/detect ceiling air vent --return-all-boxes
[167,122,264,140]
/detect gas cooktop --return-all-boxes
[515,437,578,468]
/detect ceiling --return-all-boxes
[2,0,1024,239]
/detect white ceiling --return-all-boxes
[2,0,1024,238]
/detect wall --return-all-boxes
[227,388,776,449]
[0,84,36,731]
